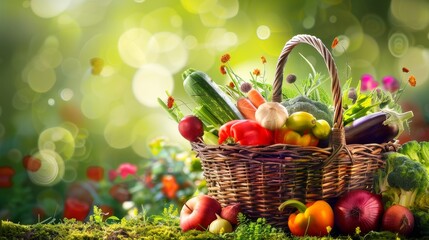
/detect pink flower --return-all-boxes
[117,163,138,179]
[360,74,378,91]
[382,76,400,92]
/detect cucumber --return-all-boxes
[182,68,244,124]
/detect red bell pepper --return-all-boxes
[218,120,273,145]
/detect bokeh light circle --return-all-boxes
[38,127,75,160]
[104,121,135,149]
[184,35,198,49]
[118,28,158,68]
[181,0,217,14]
[390,0,429,30]
[62,166,78,183]
[149,32,188,74]
[256,25,271,40]
[48,98,55,106]
[303,16,315,29]
[388,32,409,57]
[27,65,56,93]
[214,0,239,19]
[141,7,183,33]
[352,34,379,63]
[30,0,71,18]
[28,150,65,186]
[361,14,386,37]
[205,28,238,51]
[60,88,74,101]
[132,64,173,107]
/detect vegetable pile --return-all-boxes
[159,53,414,148]
[374,140,429,237]
[157,48,427,237]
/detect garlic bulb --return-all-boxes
[255,102,289,130]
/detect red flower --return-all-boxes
[360,74,378,91]
[167,96,174,109]
[408,75,416,87]
[402,67,410,73]
[221,53,231,63]
[117,163,137,179]
[0,166,15,188]
[382,76,400,93]
[229,81,235,88]
[253,69,261,76]
[162,175,179,199]
[332,37,339,49]
[86,166,104,182]
[220,65,227,75]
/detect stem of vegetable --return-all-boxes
[278,199,307,213]
[225,64,245,97]
[278,199,311,236]
[193,105,221,133]
[203,131,219,145]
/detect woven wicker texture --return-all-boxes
[191,34,399,228]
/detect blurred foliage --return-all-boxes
[1,0,429,224]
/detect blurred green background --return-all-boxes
[1,0,429,223]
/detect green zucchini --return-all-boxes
[182,68,244,124]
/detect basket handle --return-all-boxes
[272,34,345,146]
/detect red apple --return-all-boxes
[180,195,222,232]
[220,203,241,225]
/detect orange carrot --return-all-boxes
[247,89,266,108]
[236,97,257,120]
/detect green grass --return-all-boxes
[0,206,406,240]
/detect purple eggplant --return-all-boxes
[345,110,413,144]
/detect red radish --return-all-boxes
[382,204,414,236]
[334,189,384,235]
[178,115,204,142]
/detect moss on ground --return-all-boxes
[0,220,231,240]
[0,207,408,240]
[0,219,406,240]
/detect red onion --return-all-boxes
[382,204,414,236]
[334,189,384,235]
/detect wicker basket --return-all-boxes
[191,34,399,228]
